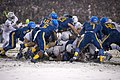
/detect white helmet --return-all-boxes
[72,16,78,23]
[61,32,69,41]
[8,12,15,18]
[107,18,112,23]
[75,22,82,29]
[66,44,73,53]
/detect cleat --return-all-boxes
[0,54,8,58]
[63,53,69,61]
[16,53,23,59]
[69,57,77,63]
[31,59,37,63]
[1,50,5,55]
[0,47,4,51]
[24,52,30,60]
[69,58,74,63]
[0,47,5,55]
[105,53,112,61]
[70,51,79,63]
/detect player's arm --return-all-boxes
[24,41,35,47]
[79,22,86,35]
[11,16,18,26]
[47,31,58,48]
[68,23,79,36]
[52,31,58,42]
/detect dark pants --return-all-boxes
[102,30,120,50]
[77,32,103,55]
[35,31,46,52]
[4,31,17,52]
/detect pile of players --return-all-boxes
[0,11,120,63]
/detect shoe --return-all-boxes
[0,54,8,58]
[1,50,5,55]
[105,53,112,61]
[31,59,37,63]
[69,51,79,63]
[0,47,5,55]
[24,52,30,60]
[69,57,77,63]
[0,47,4,51]
[16,53,23,59]
[69,58,74,63]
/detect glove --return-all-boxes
[81,34,84,38]
[77,34,81,38]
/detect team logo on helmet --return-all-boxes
[90,16,98,23]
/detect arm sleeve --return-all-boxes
[11,16,18,26]
[24,32,31,41]
[97,25,103,40]
[80,22,86,35]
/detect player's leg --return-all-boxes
[0,31,17,54]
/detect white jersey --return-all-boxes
[111,44,120,51]
[74,22,82,30]
[61,31,72,41]
[112,22,120,32]
[2,15,18,48]
[47,30,73,56]
[9,15,18,27]
[24,31,32,41]
[3,20,16,32]
[106,22,120,32]
[4,15,18,31]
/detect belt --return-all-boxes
[85,31,94,33]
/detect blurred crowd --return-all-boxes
[0,0,120,24]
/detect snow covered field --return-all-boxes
[0,58,120,80]
[0,44,120,80]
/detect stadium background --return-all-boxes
[0,0,120,24]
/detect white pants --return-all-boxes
[2,31,12,48]
[47,40,68,56]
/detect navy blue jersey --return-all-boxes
[3,26,31,52]
[80,22,102,34]
[31,27,40,41]
[58,17,73,30]
[15,27,30,41]
[80,22,103,40]
[32,24,57,42]
[101,22,116,35]
[40,24,57,37]
[40,17,51,28]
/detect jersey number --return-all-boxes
[59,18,66,22]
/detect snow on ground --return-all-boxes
[0,58,120,80]
[0,44,120,80]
